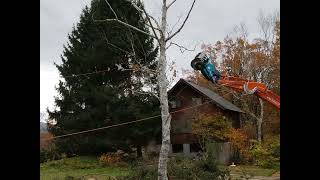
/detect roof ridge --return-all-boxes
[179,79,243,113]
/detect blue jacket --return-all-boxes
[201,61,220,82]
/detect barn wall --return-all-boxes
[207,141,232,165]
[166,81,242,165]
[169,85,240,144]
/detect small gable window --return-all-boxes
[169,98,181,108]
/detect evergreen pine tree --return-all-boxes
[48,0,160,156]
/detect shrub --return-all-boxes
[169,155,229,179]
[40,147,61,163]
[192,113,233,142]
[98,151,127,167]
[43,156,99,170]
[122,153,137,166]
[250,135,280,169]
[126,164,158,179]
[99,153,121,166]
[124,155,229,179]
[192,114,255,164]
[196,148,230,179]
[228,128,253,164]
[168,156,195,179]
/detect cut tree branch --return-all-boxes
[165,0,196,42]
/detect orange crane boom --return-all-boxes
[191,52,280,110]
[217,76,280,109]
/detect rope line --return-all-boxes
[41,82,234,141]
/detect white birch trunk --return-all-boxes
[157,1,171,180]
[100,0,197,179]
[257,98,264,143]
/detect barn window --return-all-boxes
[190,143,202,152]
[172,144,183,153]
[170,101,176,108]
[170,99,181,108]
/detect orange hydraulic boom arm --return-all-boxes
[217,76,280,109]
[190,52,280,110]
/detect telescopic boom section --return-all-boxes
[218,76,280,109]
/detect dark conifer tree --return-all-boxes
[48,0,160,156]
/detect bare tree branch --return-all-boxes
[93,18,156,39]
[140,5,161,43]
[131,89,159,99]
[166,42,197,53]
[97,17,159,77]
[168,13,183,36]
[165,0,196,42]
[148,15,161,30]
[131,0,143,12]
[128,31,137,60]
[167,0,178,9]
[144,22,161,31]
[104,0,119,19]
[99,27,132,54]
[100,29,158,74]
[123,22,159,74]
[94,1,157,39]
[130,0,161,30]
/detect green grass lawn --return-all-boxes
[220,165,279,177]
[41,156,279,180]
[40,156,131,180]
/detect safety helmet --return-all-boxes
[191,52,209,70]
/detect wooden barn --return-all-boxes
[167,78,243,164]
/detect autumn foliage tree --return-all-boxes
[187,11,280,144]
[228,128,251,163]
[192,114,232,142]
[192,113,252,163]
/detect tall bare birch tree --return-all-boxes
[95,0,196,179]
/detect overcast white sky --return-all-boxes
[40,0,279,112]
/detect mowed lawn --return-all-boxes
[220,164,280,180]
[40,156,131,180]
[228,165,278,176]
[41,156,279,180]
